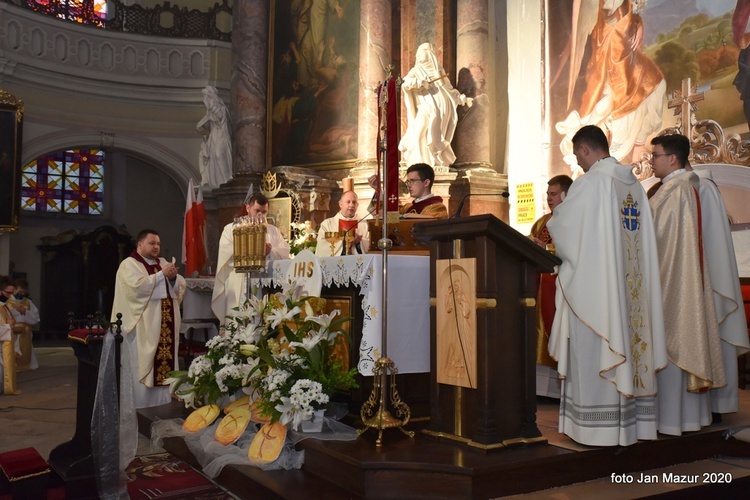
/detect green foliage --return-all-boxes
[654,41,700,91]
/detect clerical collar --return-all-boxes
[139,254,158,265]
[339,213,357,220]
[662,168,687,184]
[414,193,435,203]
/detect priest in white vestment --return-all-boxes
[648,135,726,436]
[691,168,750,415]
[548,125,667,447]
[212,193,290,325]
[315,190,370,257]
[112,229,186,409]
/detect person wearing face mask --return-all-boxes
[529,175,572,398]
[315,190,371,257]
[212,192,290,325]
[8,279,40,371]
[0,276,21,395]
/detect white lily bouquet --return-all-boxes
[288,221,318,256]
[169,284,357,430]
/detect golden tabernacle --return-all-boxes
[232,215,267,272]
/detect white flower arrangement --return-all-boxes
[168,283,357,431]
[289,221,318,256]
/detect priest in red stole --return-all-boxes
[529,174,572,398]
[112,229,186,409]
[315,191,371,257]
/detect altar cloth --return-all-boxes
[260,254,430,376]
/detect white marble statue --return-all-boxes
[399,43,473,168]
[197,86,233,190]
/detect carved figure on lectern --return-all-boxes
[399,43,473,168]
[197,86,233,190]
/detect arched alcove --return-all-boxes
[10,143,189,338]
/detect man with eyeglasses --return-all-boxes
[112,229,186,409]
[368,163,448,219]
[547,125,666,446]
[648,134,740,436]
[0,276,21,395]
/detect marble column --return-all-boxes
[231,0,268,179]
[451,0,508,221]
[454,0,491,170]
[204,0,269,268]
[351,0,393,195]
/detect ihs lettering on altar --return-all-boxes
[291,261,315,279]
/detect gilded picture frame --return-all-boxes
[0,89,23,231]
[268,195,292,241]
[266,0,361,170]
[321,295,352,372]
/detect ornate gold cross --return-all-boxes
[667,78,704,137]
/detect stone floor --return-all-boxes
[0,346,157,459]
[2,347,750,498]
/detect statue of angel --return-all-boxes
[197,86,233,190]
[399,43,473,168]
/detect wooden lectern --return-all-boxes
[415,214,560,449]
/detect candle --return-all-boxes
[342,177,353,192]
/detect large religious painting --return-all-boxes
[267,0,360,169]
[545,0,747,179]
[0,89,23,230]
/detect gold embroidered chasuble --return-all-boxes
[649,171,726,392]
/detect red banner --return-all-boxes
[377,75,400,219]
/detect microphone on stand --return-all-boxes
[453,192,510,218]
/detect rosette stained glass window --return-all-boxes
[21,149,105,215]
[28,0,108,27]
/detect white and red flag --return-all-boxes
[181,178,207,276]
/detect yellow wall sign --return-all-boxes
[516,182,535,224]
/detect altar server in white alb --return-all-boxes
[112,229,186,409]
[212,192,290,325]
[548,125,667,447]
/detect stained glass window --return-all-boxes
[21,149,105,215]
[28,0,108,27]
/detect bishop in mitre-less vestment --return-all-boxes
[650,170,726,436]
[548,156,667,446]
[112,250,186,409]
